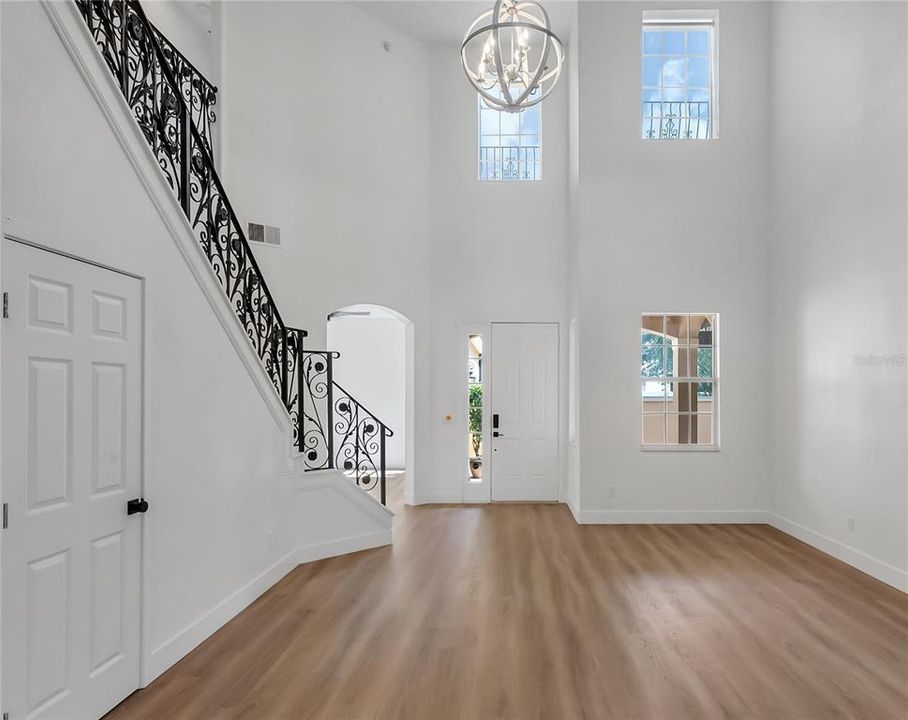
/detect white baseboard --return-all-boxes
[145,548,298,685]
[144,526,393,686]
[769,514,908,593]
[572,509,771,525]
[407,491,462,505]
[296,529,392,565]
[566,495,582,524]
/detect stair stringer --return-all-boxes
[294,469,395,564]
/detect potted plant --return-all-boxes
[469,384,483,478]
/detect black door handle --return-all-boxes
[127,498,148,515]
[493,431,503,437]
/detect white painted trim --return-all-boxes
[769,514,908,594]
[296,529,392,565]
[145,548,298,685]
[565,496,582,524]
[568,505,907,594]
[572,509,770,525]
[409,491,463,505]
[462,481,490,504]
[294,469,395,528]
[39,0,290,433]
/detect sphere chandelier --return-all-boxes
[461,0,565,114]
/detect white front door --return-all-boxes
[490,323,558,502]
[2,239,143,720]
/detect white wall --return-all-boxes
[220,2,569,505]
[574,1,773,519]
[142,0,216,80]
[85,0,906,591]
[425,43,570,503]
[1,0,390,685]
[221,0,433,499]
[769,2,908,587]
[328,315,407,468]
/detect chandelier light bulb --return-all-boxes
[461,0,565,113]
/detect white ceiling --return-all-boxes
[350,1,576,46]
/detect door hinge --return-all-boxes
[2,503,8,529]
[2,292,8,319]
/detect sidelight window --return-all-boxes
[468,335,484,480]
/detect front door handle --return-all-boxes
[493,431,503,438]
[127,498,148,515]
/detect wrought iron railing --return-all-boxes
[480,145,540,181]
[76,0,305,446]
[150,19,217,158]
[643,101,711,140]
[302,351,392,505]
[75,0,393,505]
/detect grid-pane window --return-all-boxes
[642,12,717,140]
[641,314,718,448]
[479,93,541,181]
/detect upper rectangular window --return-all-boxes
[641,313,719,449]
[641,10,718,140]
[478,91,541,181]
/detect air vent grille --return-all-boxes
[248,223,281,247]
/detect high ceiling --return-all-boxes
[350,1,576,46]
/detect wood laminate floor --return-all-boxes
[106,498,908,720]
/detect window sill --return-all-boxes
[641,444,721,452]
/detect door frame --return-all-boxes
[0,234,150,696]
[460,320,562,504]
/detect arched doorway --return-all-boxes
[326,304,414,510]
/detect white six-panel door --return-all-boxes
[2,239,142,720]
[490,323,558,502]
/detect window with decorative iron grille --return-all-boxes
[478,91,542,181]
[642,10,718,140]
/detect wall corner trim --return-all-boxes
[565,495,582,524]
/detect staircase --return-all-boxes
[76,0,392,505]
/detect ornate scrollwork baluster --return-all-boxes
[285,329,304,449]
[301,351,335,470]
[331,381,390,504]
[152,24,217,157]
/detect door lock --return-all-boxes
[127,498,149,515]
